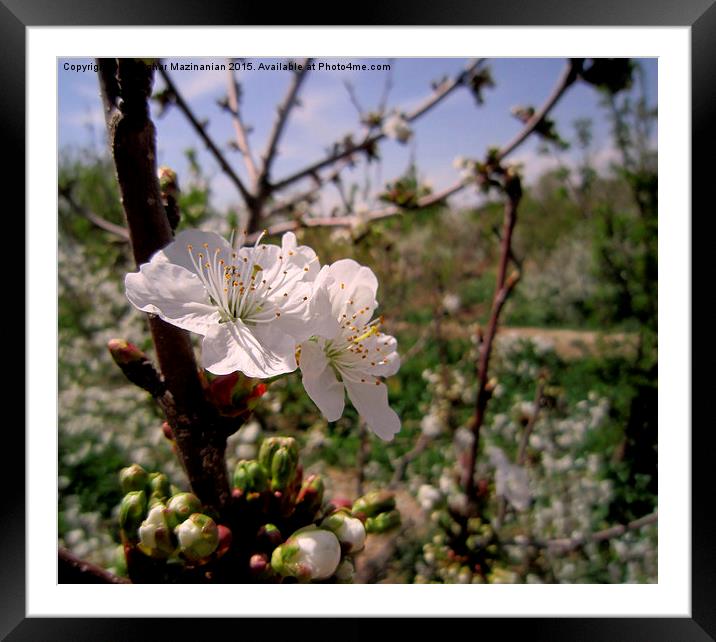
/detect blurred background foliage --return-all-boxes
[58,62,657,583]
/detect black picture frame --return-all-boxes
[6,1,711,638]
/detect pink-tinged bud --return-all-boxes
[330,497,353,510]
[161,422,173,441]
[216,525,232,557]
[107,339,146,366]
[295,474,325,518]
[249,552,270,577]
[256,523,283,552]
[271,527,341,582]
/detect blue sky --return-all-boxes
[58,57,657,215]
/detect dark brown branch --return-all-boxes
[226,63,259,185]
[269,59,484,193]
[391,434,430,486]
[98,58,232,517]
[58,547,130,583]
[461,179,522,499]
[157,66,254,207]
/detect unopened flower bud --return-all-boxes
[119,464,148,494]
[216,524,233,558]
[119,490,147,536]
[107,338,146,366]
[175,513,219,561]
[334,558,355,583]
[352,490,396,519]
[321,510,366,554]
[295,474,325,517]
[365,509,401,534]
[259,437,298,476]
[138,504,175,558]
[270,446,299,491]
[233,459,269,494]
[148,472,171,500]
[256,523,283,552]
[271,527,341,582]
[165,492,202,530]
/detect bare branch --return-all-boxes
[497,59,581,162]
[250,177,468,242]
[269,59,485,193]
[59,189,130,241]
[517,378,546,466]
[502,512,658,553]
[258,59,312,186]
[157,66,254,206]
[59,547,130,583]
[226,62,259,185]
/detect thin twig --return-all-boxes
[226,62,259,185]
[269,59,485,193]
[58,547,130,584]
[157,66,254,206]
[517,378,546,466]
[259,59,312,186]
[59,188,130,241]
[501,512,658,553]
[497,59,581,162]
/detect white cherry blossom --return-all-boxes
[298,259,401,441]
[125,229,335,378]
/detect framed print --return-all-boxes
[6,0,712,638]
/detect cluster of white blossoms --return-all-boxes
[125,229,401,441]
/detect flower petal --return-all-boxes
[326,259,379,320]
[361,332,401,376]
[344,378,400,441]
[158,229,234,276]
[125,261,218,335]
[201,321,297,378]
[299,340,345,422]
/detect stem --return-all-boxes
[98,58,232,517]
[461,181,522,500]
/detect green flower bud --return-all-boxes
[138,503,176,558]
[165,492,202,530]
[352,490,396,518]
[233,459,269,494]
[271,526,341,582]
[119,490,147,536]
[270,446,299,491]
[259,437,298,473]
[119,464,148,494]
[107,338,147,366]
[321,510,366,554]
[334,558,355,583]
[175,513,219,562]
[365,509,401,534]
[147,472,171,501]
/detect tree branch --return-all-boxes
[59,186,130,241]
[461,178,522,499]
[269,59,485,193]
[502,512,658,553]
[58,547,130,584]
[98,58,232,517]
[497,59,581,162]
[157,66,254,207]
[258,59,311,187]
[225,62,259,185]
